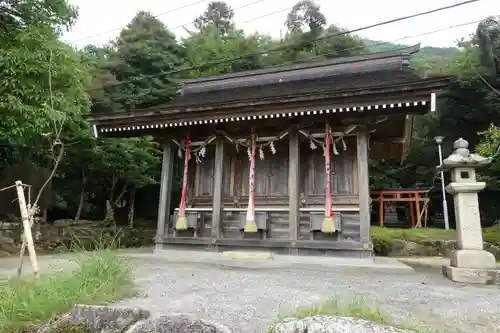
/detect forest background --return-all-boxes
[1,0,500,229]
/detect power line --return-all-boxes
[315,19,485,61]
[239,6,291,25]
[70,0,207,44]
[168,0,269,32]
[87,0,479,93]
[476,71,500,97]
[104,18,486,108]
[69,0,267,44]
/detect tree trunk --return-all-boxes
[42,209,47,223]
[104,200,116,227]
[128,188,136,228]
[74,174,86,222]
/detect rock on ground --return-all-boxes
[129,313,232,333]
[68,304,150,332]
[47,306,232,333]
[271,316,414,333]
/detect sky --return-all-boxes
[62,0,499,49]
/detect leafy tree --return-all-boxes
[52,119,97,221]
[285,0,325,36]
[282,1,366,61]
[475,16,500,75]
[183,25,263,77]
[0,0,77,35]
[282,0,325,58]
[4,1,499,228]
[92,137,160,225]
[194,1,234,36]
[0,25,91,162]
[103,11,185,109]
[316,25,367,58]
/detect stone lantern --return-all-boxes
[439,138,499,285]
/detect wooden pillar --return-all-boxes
[288,127,300,245]
[211,136,225,238]
[155,139,174,247]
[356,129,371,244]
[415,192,421,227]
[378,196,384,227]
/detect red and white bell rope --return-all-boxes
[175,136,191,230]
[322,124,335,233]
[244,134,258,232]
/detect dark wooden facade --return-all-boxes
[88,45,450,257]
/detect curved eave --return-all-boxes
[88,76,451,123]
[88,76,451,139]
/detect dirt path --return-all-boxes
[115,255,500,333]
[1,251,499,332]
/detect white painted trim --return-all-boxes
[99,100,429,133]
[174,207,360,212]
[430,93,436,112]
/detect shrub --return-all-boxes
[371,233,394,256]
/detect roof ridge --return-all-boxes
[182,44,421,86]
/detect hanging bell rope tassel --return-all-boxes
[175,216,188,230]
[321,215,336,233]
[244,219,258,233]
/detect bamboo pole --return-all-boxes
[15,181,39,278]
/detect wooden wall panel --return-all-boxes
[267,212,290,239]
[193,137,359,205]
[195,148,231,197]
[233,142,289,197]
[304,138,357,196]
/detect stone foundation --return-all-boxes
[442,265,500,285]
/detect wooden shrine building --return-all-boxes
[88,45,450,257]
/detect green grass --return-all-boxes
[371,225,500,244]
[371,227,456,243]
[0,249,134,333]
[275,297,435,333]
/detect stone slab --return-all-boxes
[442,265,500,285]
[220,251,273,260]
[128,249,415,273]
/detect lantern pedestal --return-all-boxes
[439,138,499,285]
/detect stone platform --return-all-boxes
[443,265,500,285]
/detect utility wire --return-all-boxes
[318,19,485,63]
[87,0,479,93]
[103,18,486,108]
[238,6,292,25]
[476,70,500,97]
[168,0,270,32]
[70,0,208,44]
[68,0,267,44]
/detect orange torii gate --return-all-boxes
[371,188,432,228]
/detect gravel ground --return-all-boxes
[114,257,500,333]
